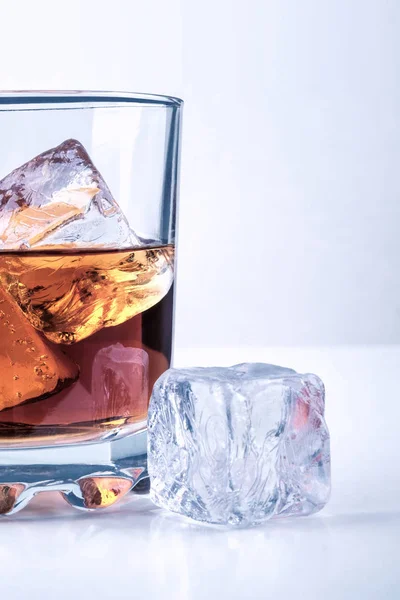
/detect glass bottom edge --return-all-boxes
[0,429,148,516]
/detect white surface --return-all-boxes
[1,0,400,346]
[0,346,399,600]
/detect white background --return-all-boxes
[0,3,399,599]
[1,0,399,347]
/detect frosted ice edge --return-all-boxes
[0,139,141,249]
[148,363,331,526]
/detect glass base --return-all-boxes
[0,430,148,516]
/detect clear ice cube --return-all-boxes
[92,343,149,423]
[148,363,331,526]
[0,139,141,249]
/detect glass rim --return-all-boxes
[0,90,183,109]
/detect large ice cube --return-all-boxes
[0,139,140,249]
[92,343,149,423]
[0,288,79,411]
[148,363,330,526]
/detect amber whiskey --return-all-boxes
[0,245,174,445]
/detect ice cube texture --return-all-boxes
[0,139,141,249]
[148,363,331,526]
[0,288,79,410]
[92,344,149,423]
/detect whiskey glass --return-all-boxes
[0,91,182,514]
